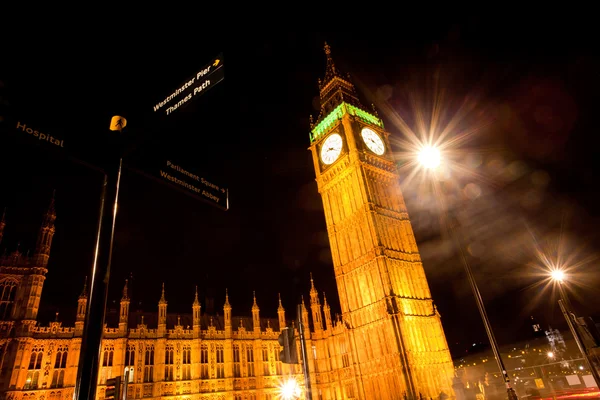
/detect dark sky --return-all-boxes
[1,21,600,358]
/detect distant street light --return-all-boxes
[417,145,518,400]
[550,269,600,387]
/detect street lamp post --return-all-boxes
[418,146,518,400]
[551,272,600,387]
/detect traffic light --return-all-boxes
[105,376,121,400]
[278,327,298,364]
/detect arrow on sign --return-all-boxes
[213,59,220,67]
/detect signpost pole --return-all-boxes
[74,120,125,400]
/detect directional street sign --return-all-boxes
[152,54,224,116]
[127,156,228,211]
[1,115,67,151]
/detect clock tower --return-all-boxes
[308,43,455,400]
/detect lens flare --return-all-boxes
[418,145,441,169]
[277,377,301,400]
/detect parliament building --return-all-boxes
[0,45,455,400]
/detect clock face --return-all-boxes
[320,133,343,165]
[361,128,385,155]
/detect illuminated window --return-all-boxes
[262,346,269,375]
[216,345,225,379]
[247,346,255,377]
[182,346,191,380]
[144,346,154,383]
[24,346,43,389]
[164,345,174,381]
[51,347,68,388]
[200,345,209,379]
[274,349,282,375]
[233,345,241,377]
[102,347,114,367]
[124,344,135,383]
[0,280,17,319]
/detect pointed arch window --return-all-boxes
[51,346,68,388]
[200,345,209,379]
[215,344,224,379]
[233,344,241,377]
[0,280,17,319]
[164,344,174,381]
[24,346,43,389]
[144,345,154,383]
[246,345,255,377]
[262,345,270,375]
[182,345,191,380]
[124,344,135,383]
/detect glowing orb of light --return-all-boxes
[550,269,565,282]
[278,377,301,400]
[418,145,441,169]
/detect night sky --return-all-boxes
[1,21,599,358]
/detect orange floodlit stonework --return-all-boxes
[0,45,454,400]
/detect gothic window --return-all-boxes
[164,345,174,381]
[144,345,154,383]
[215,345,224,379]
[182,346,191,380]
[233,344,241,377]
[274,348,282,375]
[51,347,68,388]
[340,339,350,368]
[0,280,17,319]
[102,346,114,367]
[24,346,43,389]
[345,383,356,398]
[246,345,255,377]
[262,346,269,376]
[124,344,135,383]
[200,345,209,379]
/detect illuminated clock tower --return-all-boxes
[308,43,455,400]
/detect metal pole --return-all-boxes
[558,298,600,387]
[74,155,123,400]
[451,226,518,400]
[297,304,313,400]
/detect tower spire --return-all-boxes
[159,282,166,304]
[316,42,364,123]
[33,191,56,268]
[193,285,200,306]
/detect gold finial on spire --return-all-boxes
[193,285,200,305]
[278,293,284,311]
[80,276,88,298]
[55,311,59,322]
[224,288,230,306]
[159,282,166,303]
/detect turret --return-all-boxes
[158,283,167,334]
[75,277,87,334]
[223,289,232,336]
[300,296,309,332]
[277,293,286,330]
[192,286,201,335]
[309,274,323,331]
[119,280,130,332]
[32,192,56,268]
[323,292,332,331]
[251,291,260,334]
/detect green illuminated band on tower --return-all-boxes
[310,102,383,142]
